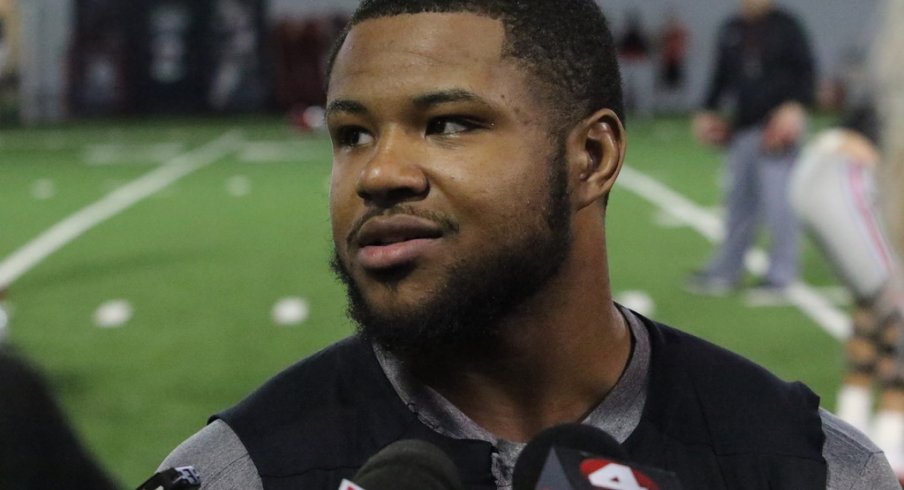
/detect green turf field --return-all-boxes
[0,115,847,486]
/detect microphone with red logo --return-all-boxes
[512,424,684,490]
[337,439,465,490]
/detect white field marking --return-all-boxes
[83,142,186,165]
[238,141,325,163]
[93,299,133,329]
[0,131,242,290]
[226,175,252,197]
[615,290,656,317]
[30,178,56,200]
[0,304,8,343]
[618,165,850,340]
[813,285,852,306]
[653,206,720,229]
[272,297,310,326]
[743,288,794,308]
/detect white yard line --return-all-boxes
[618,165,850,340]
[238,140,325,163]
[83,142,187,165]
[0,130,243,290]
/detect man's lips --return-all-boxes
[353,215,445,270]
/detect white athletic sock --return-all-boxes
[836,384,873,434]
[872,410,904,463]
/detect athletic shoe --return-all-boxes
[743,279,791,306]
[684,271,736,296]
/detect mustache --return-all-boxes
[346,205,460,249]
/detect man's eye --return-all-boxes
[336,127,374,148]
[425,117,482,136]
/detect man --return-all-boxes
[617,10,654,119]
[688,0,815,294]
[158,1,897,488]
[656,11,690,113]
[790,110,904,478]
[790,0,904,477]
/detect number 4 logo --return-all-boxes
[587,462,649,490]
[580,458,659,490]
[338,479,366,490]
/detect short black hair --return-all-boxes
[327,0,624,130]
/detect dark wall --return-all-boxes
[70,0,268,115]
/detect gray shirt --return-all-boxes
[160,309,899,489]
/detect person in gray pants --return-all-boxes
[687,0,815,295]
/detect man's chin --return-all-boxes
[360,263,418,288]
[349,295,500,362]
[352,304,444,356]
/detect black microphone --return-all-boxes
[338,439,465,490]
[512,424,683,490]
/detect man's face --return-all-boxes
[327,12,573,358]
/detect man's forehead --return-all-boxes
[330,12,508,87]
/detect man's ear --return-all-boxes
[568,108,626,209]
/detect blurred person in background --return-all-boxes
[617,10,654,120]
[880,15,904,436]
[791,0,904,481]
[873,0,904,259]
[274,17,329,131]
[790,105,904,480]
[655,9,689,114]
[207,0,264,112]
[688,0,815,296]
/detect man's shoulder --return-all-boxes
[156,337,391,489]
[158,420,263,490]
[721,9,803,32]
[820,409,900,489]
[655,321,819,410]
[207,335,419,481]
[719,16,746,42]
[213,335,387,440]
[644,318,824,456]
[767,8,808,31]
[652,320,806,393]
[223,336,372,414]
[161,337,380,490]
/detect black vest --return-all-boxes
[216,316,826,489]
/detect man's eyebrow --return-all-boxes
[412,89,491,109]
[326,90,492,118]
[326,99,368,118]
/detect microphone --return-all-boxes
[338,439,465,490]
[512,424,683,490]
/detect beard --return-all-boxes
[331,143,572,363]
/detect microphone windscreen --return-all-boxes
[513,423,627,490]
[352,439,464,490]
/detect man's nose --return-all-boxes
[355,131,429,207]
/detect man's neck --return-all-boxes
[405,232,631,442]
